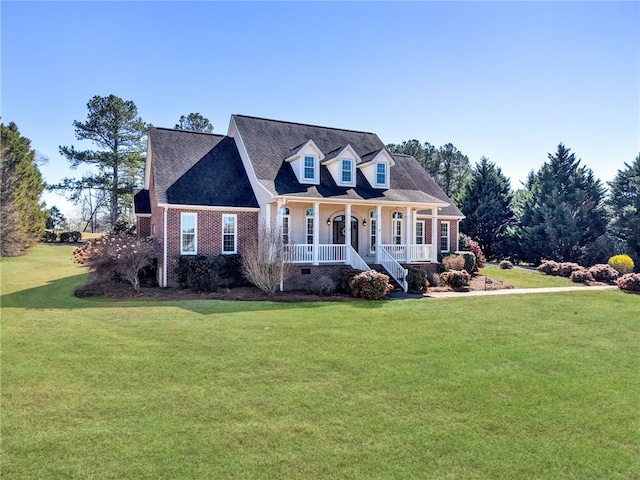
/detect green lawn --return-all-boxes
[2,246,639,479]
[480,263,576,288]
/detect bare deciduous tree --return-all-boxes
[242,222,292,294]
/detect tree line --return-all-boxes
[388,140,640,268]
[2,93,639,271]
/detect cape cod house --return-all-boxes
[134,115,464,291]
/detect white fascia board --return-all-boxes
[322,144,361,165]
[143,135,153,189]
[229,116,273,203]
[280,195,448,209]
[285,139,325,163]
[158,203,260,212]
[135,213,152,218]
[356,149,395,169]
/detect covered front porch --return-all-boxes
[264,198,445,291]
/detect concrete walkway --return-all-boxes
[388,285,618,300]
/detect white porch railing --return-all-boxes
[284,244,371,272]
[347,245,371,272]
[380,244,434,262]
[378,245,408,292]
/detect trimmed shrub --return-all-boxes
[570,268,594,283]
[588,264,620,283]
[42,231,57,243]
[537,260,560,276]
[406,268,428,292]
[440,270,471,289]
[557,262,582,278]
[174,255,220,293]
[617,273,640,292]
[455,251,477,274]
[308,275,337,296]
[338,267,363,293]
[499,260,513,270]
[213,253,245,287]
[442,254,465,272]
[349,271,393,300]
[59,231,81,243]
[608,254,634,275]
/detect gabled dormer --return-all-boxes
[284,139,324,185]
[321,144,360,188]
[358,149,395,189]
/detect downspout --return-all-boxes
[163,207,168,287]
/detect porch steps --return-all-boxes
[368,264,402,290]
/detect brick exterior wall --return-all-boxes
[164,209,259,287]
[283,265,347,291]
[421,218,460,253]
[137,217,151,238]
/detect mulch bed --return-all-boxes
[75,273,517,301]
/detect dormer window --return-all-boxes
[376,162,387,187]
[303,156,316,181]
[341,159,352,184]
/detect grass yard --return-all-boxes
[1,246,639,479]
[479,263,575,289]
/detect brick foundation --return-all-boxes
[283,264,348,291]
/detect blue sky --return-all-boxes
[2,1,639,217]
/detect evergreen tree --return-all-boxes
[0,122,46,256]
[46,206,67,232]
[518,144,606,264]
[54,95,147,228]
[458,157,514,260]
[608,153,640,264]
[175,113,213,133]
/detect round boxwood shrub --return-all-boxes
[406,268,428,292]
[617,272,640,292]
[349,270,393,300]
[570,268,593,283]
[499,260,513,270]
[588,263,620,283]
[440,270,471,289]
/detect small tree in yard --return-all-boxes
[74,233,159,290]
[242,222,292,294]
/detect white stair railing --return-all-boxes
[347,245,371,272]
[379,246,408,292]
[409,244,433,262]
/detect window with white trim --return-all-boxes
[303,156,316,181]
[376,162,387,187]
[341,159,352,184]
[306,208,314,245]
[440,221,450,252]
[369,211,377,254]
[415,220,424,245]
[392,212,403,245]
[282,207,290,244]
[181,213,197,254]
[222,214,237,254]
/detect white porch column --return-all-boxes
[264,202,272,231]
[431,207,439,262]
[405,206,411,264]
[345,203,352,263]
[375,205,382,264]
[313,201,320,266]
[276,198,283,231]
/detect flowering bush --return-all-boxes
[349,270,393,300]
[442,254,465,272]
[74,234,160,290]
[468,240,486,269]
[617,273,640,292]
[570,268,594,283]
[588,264,620,283]
[608,254,634,275]
[440,270,471,289]
[537,260,560,275]
[556,262,582,278]
[499,260,513,269]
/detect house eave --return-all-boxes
[157,203,261,212]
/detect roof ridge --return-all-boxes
[151,126,224,137]
[233,114,376,136]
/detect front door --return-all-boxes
[332,216,359,252]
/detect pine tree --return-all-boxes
[0,122,46,256]
[175,113,214,133]
[458,157,514,260]
[608,153,640,265]
[55,95,147,228]
[518,144,606,264]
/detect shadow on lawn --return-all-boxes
[0,275,360,315]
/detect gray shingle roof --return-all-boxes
[232,115,463,216]
[149,127,258,208]
[133,189,151,214]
